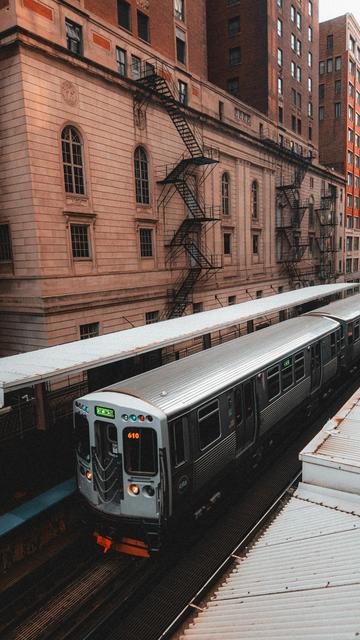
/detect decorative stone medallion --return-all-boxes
[61,81,79,106]
[136,0,149,10]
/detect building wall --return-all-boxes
[319,14,360,279]
[0,0,345,355]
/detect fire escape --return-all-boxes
[134,59,220,318]
[314,186,338,282]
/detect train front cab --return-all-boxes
[74,391,170,556]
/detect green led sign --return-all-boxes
[95,406,115,419]
[282,357,292,370]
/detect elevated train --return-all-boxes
[74,294,360,556]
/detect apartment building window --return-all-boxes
[349,105,354,121]
[357,91,360,106]
[308,1,312,16]
[357,68,360,83]
[349,82,355,97]
[134,147,150,204]
[80,322,99,339]
[319,61,325,75]
[277,18,282,37]
[277,0,282,7]
[116,47,127,77]
[176,27,186,63]
[131,55,141,80]
[291,33,296,51]
[65,19,82,56]
[327,34,333,50]
[348,194,353,208]
[291,5,295,21]
[308,77,312,93]
[356,197,360,210]
[347,214,353,228]
[319,106,325,121]
[61,126,85,195]
[349,35,355,52]
[0,224,12,262]
[348,172,353,186]
[178,80,188,105]
[308,51,312,67]
[278,77,283,95]
[355,237,360,251]
[349,59,355,75]
[139,228,153,257]
[228,78,240,97]
[137,11,150,42]
[348,149,354,163]
[335,102,341,118]
[277,48,283,66]
[346,258,352,273]
[308,101,313,117]
[174,0,184,21]
[229,46,241,66]
[335,56,341,71]
[335,79,341,95]
[292,114,296,131]
[145,311,159,324]
[223,233,231,255]
[229,16,240,37]
[118,1,131,29]
[296,66,301,82]
[296,12,301,30]
[252,233,259,255]
[291,61,296,77]
[222,173,230,215]
[71,224,91,259]
[251,181,258,219]
[278,106,283,123]
[327,58,333,73]
[357,113,360,127]
[297,40,302,57]
[319,84,325,100]
[308,26,313,42]
[297,118,302,134]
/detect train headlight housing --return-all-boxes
[128,483,140,496]
[85,470,93,481]
[143,485,155,497]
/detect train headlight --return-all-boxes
[143,485,155,497]
[86,470,93,481]
[128,483,140,496]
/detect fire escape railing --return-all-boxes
[133,57,220,318]
[314,188,338,282]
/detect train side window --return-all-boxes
[170,418,186,467]
[330,333,336,358]
[355,322,360,342]
[267,365,280,401]
[281,356,293,391]
[348,323,354,345]
[74,412,90,460]
[337,326,345,351]
[198,400,221,450]
[235,388,243,423]
[294,352,305,381]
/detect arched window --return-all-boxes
[134,146,150,204]
[251,181,258,219]
[221,173,230,216]
[61,126,85,194]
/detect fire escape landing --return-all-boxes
[134,59,220,318]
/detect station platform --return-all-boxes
[0,478,76,538]
[177,388,360,640]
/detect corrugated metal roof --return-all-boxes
[178,493,360,640]
[0,284,354,406]
[309,292,360,321]
[95,315,338,416]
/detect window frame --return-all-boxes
[0,224,13,262]
[70,223,91,260]
[137,10,150,42]
[139,227,154,258]
[134,146,150,204]
[221,172,230,216]
[65,18,83,56]
[61,126,86,195]
[197,399,221,451]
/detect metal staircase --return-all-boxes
[314,187,338,281]
[134,58,220,318]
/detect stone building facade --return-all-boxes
[0,0,345,355]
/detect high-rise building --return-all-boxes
[206,0,319,151]
[319,14,360,279]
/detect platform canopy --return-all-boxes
[0,283,357,406]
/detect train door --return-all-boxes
[168,416,192,514]
[234,380,256,455]
[310,342,322,391]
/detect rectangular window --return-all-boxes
[349,82,355,97]
[319,61,325,75]
[80,322,99,339]
[116,47,127,77]
[319,83,324,99]
[123,427,157,475]
[132,55,141,80]
[252,233,259,255]
[176,27,186,63]
[229,46,241,66]
[140,228,153,257]
[170,419,186,467]
[308,26,312,42]
[65,19,82,55]
[327,58,333,73]
[296,11,301,30]
[228,295,236,305]
[297,39,302,56]
[198,400,221,450]
[227,77,240,96]
[308,0,312,16]
[0,224,12,261]
[291,5,295,21]
[335,102,341,118]
[137,11,149,42]
[178,80,188,105]
[224,232,231,255]
[278,76,283,95]
[174,0,184,21]
[118,0,131,30]
[192,302,203,313]
[277,47,283,66]
[308,51,312,67]
[268,365,280,400]
[277,18,282,37]
[281,356,294,390]
[335,79,341,95]
[308,77,312,93]
[327,34,333,49]
[71,224,90,259]
[335,56,342,71]
[145,310,159,324]
[228,16,240,37]
[319,106,325,121]
[291,33,296,51]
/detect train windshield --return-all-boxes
[74,413,90,461]
[123,428,158,475]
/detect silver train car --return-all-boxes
[73,302,360,556]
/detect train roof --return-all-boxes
[100,315,339,417]
[308,292,360,322]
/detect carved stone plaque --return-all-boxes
[61,81,79,106]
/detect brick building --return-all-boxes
[0,0,344,356]
[206,0,319,151]
[319,13,360,280]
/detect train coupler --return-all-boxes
[94,532,150,558]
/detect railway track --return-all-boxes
[2,371,360,640]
